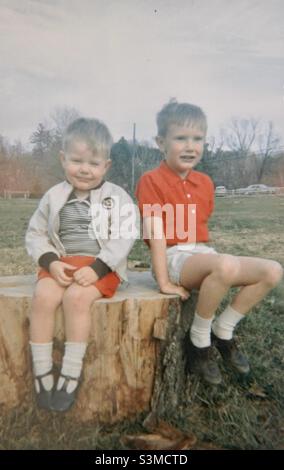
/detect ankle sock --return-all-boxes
[30,341,53,392]
[212,305,245,340]
[57,342,87,393]
[190,312,214,348]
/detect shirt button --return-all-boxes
[187,194,191,198]
[183,181,186,185]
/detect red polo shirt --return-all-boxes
[135,161,214,245]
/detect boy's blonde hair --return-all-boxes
[63,117,113,158]
[157,99,207,137]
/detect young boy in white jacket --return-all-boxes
[26,118,137,411]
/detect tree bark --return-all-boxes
[0,273,196,423]
[149,295,197,422]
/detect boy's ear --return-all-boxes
[105,159,112,171]
[155,136,165,152]
[59,150,66,166]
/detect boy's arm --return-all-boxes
[93,191,139,273]
[144,217,190,300]
[136,174,188,299]
[25,192,60,266]
[90,258,111,279]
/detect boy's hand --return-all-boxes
[73,266,99,287]
[159,281,190,301]
[49,261,77,287]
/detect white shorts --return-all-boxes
[152,243,217,286]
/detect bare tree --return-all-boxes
[225,117,259,157]
[256,121,281,183]
[0,135,9,160]
[207,118,282,188]
[30,123,53,159]
[207,130,225,158]
[50,106,81,139]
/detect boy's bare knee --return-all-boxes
[63,285,94,309]
[63,287,82,306]
[33,283,63,307]
[264,261,283,288]
[214,255,240,284]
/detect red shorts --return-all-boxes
[38,255,120,298]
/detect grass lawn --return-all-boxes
[0,195,283,449]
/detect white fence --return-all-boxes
[216,187,284,197]
[3,190,30,199]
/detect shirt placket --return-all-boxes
[182,180,192,202]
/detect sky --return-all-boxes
[0,0,284,147]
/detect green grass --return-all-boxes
[211,197,284,240]
[0,198,38,275]
[180,288,284,450]
[0,195,283,449]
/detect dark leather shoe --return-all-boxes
[51,374,80,412]
[211,332,250,374]
[184,338,222,385]
[34,370,54,410]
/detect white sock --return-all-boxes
[190,312,214,348]
[57,342,87,393]
[212,305,245,340]
[30,341,53,392]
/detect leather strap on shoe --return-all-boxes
[34,369,53,391]
[57,373,81,392]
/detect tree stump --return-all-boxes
[148,295,198,423]
[0,272,197,423]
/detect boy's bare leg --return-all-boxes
[51,282,103,409]
[30,277,65,342]
[180,253,282,318]
[180,253,282,382]
[227,256,283,312]
[29,278,65,404]
[62,282,102,342]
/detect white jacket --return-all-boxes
[25,180,139,281]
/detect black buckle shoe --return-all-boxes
[34,370,54,410]
[51,374,81,412]
[184,338,222,385]
[211,332,250,374]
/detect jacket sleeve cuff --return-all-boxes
[38,252,60,271]
[90,258,111,279]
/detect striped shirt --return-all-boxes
[59,192,100,256]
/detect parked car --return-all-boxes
[215,186,227,196]
[235,184,276,195]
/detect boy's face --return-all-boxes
[156,124,205,178]
[60,140,111,195]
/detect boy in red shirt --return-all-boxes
[136,99,283,385]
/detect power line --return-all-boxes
[131,123,136,192]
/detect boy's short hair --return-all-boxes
[63,117,113,158]
[157,99,207,137]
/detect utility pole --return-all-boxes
[132,123,136,192]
